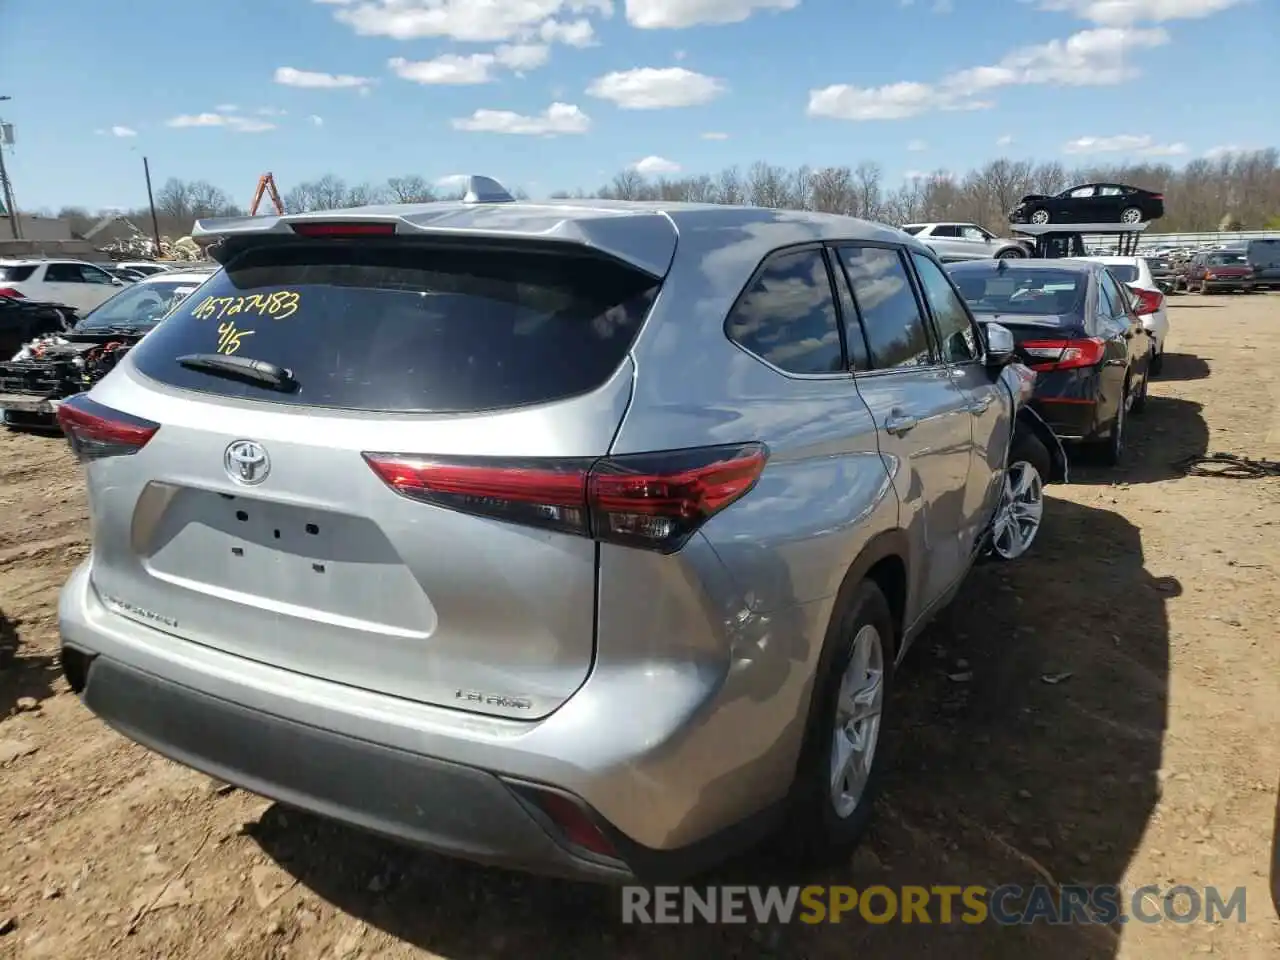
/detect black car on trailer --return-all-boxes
[946,258,1154,467]
[1010,183,1165,226]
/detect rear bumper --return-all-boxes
[1030,397,1102,442]
[59,560,822,883]
[1201,279,1254,291]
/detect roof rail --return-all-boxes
[462,175,515,204]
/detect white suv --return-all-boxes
[901,223,1029,262]
[0,259,129,313]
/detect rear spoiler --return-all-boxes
[192,176,678,278]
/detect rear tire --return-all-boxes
[782,580,896,864]
[1089,383,1127,467]
[1120,207,1143,224]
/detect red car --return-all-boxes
[1185,248,1255,294]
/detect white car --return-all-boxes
[1082,255,1169,374]
[115,261,176,277]
[900,222,1030,261]
[0,258,130,313]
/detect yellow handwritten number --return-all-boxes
[216,321,254,355]
[191,290,300,322]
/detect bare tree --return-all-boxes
[385,175,435,203]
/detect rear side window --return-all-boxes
[900,226,925,236]
[836,245,934,369]
[44,263,85,283]
[130,243,659,413]
[0,264,37,283]
[725,247,844,375]
[1107,264,1139,283]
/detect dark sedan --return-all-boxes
[947,259,1153,466]
[1009,183,1165,226]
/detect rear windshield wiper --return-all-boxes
[177,353,298,392]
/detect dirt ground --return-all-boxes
[2,293,1280,960]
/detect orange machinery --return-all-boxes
[248,173,285,216]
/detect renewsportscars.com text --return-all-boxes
[621,884,1249,925]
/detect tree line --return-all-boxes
[35,149,1280,243]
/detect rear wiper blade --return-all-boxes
[177,353,298,392]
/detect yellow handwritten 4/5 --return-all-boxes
[216,321,254,355]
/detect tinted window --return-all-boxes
[1107,264,1139,283]
[949,266,1086,318]
[45,263,84,283]
[131,244,658,413]
[1098,270,1130,317]
[911,254,977,362]
[0,264,37,283]
[1246,239,1280,267]
[828,254,870,371]
[77,278,208,331]
[727,248,844,375]
[900,226,925,236]
[930,226,959,238]
[837,245,933,369]
[1067,186,1095,198]
[79,264,116,284]
[1207,252,1248,265]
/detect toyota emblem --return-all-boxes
[224,439,271,485]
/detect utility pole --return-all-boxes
[143,156,163,257]
[0,96,20,239]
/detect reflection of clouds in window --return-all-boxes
[839,245,931,369]
[727,249,843,374]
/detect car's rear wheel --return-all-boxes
[1088,383,1127,467]
[783,579,895,863]
[990,431,1048,561]
[1029,209,1051,224]
[1120,207,1143,224]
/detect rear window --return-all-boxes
[949,267,1086,317]
[129,243,659,413]
[1106,264,1139,283]
[900,226,925,235]
[0,264,37,283]
[1207,252,1247,266]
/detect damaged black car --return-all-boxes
[0,269,215,429]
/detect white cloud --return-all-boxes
[389,53,497,84]
[625,0,799,29]
[701,130,729,139]
[1204,144,1247,159]
[329,0,606,43]
[214,103,239,112]
[165,110,276,133]
[632,155,681,174]
[907,138,927,151]
[452,101,590,134]
[309,114,325,126]
[111,125,137,137]
[809,26,1168,120]
[1062,133,1187,156]
[497,42,552,68]
[587,66,726,108]
[274,66,374,89]
[1037,0,1247,25]
[539,17,597,44]
[435,173,470,188]
[997,133,1015,145]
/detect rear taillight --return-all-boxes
[55,394,159,462]
[291,221,396,238]
[1150,194,1164,201]
[514,785,620,860]
[0,287,24,299]
[1021,337,1107,372]
[362,442,767,554]
[1130,287,1164,315]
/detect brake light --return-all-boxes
[1130,287,1164,315]
[515,786,619,860]
[1150,194,1164,201]
[1021,337,1107,372]
[55,394,159,462]
[362,443,768,554]
[290,221,397,238]
[0,287,24,299]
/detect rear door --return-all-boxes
[1094,269,1137,410]
[41,261,94,310]
[835,242,976,610]
[85,239,662,719]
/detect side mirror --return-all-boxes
[984,322,1016,369]
[111,277,125,286]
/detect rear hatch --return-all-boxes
[74,232,664,719]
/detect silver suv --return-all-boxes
[58,179,1066,883]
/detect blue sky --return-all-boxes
[2,0,1274,211]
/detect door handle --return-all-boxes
[884,413,919,436]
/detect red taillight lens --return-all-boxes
[290,221,396,238]
[55,395,159,462]
[1021,337,1107,372]
[1130,287,1164,315]
[362,443,768,554]
[517,786,620,860]
[0,287,25,299]
[1150,194,1164,201]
